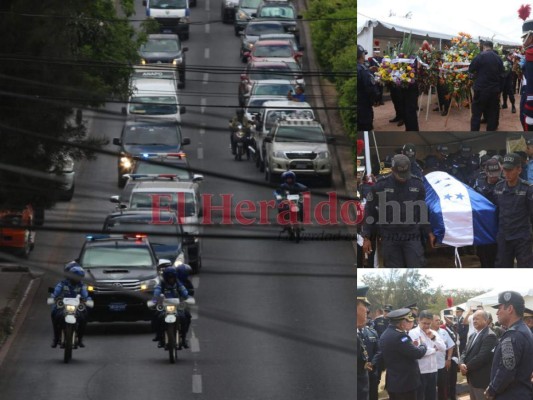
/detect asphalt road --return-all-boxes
[0,1,356,399]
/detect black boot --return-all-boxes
[77,337,85,348]
[179,335,189,349]
[51,338,60,348]
[158,339,165,348]
[512,104,517,113]
[502,103,508,109]
[51,324,61,348]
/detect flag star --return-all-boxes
[435,180,441,185]
[444,194,452,200]
[444,184,451,187]
[456,193,464,200]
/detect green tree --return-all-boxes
[0,0,143,210]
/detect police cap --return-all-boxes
[524,307,533,318]
[485,158,502,178]
[357,45,368,58]
[456,306,465,312]
[502,153,521,170]
[387,308,415,322]
[391,154,411,180]
[492,291,525,309]
[436,145,449,155]
[357,285,371,306]
[383,304,393,312]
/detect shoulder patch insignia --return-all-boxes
[501,337,516,370]
[384,188,394,193]
[401,336,409,342]
[409,187,420,192]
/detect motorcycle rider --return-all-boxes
[229,108,253,155]
[50,263,91,348]
[152,266,193,350]
[275,170,309,225]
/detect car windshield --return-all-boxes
[249,67,293,81]
[134,160,192,179]
[151,0,188,9]
[259,6,295,18]
[245,23,285,36]
[0,214,24,226]
[81,246,154,268]
[241,0,261,8]
[129,96,177,115]
[252,83,294,96]
[253,44,293,58]
[123,126,179,146]
[274,125,324,142]
[142,39,180,52]
[130,192,196,217]
[264,110,314,131]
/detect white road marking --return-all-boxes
[192,374,203,393]
[201,98,206,113]
[203,72,209,84]
[204,48,210,59]
[197,147,204,159]
[192,275,200,288]
[205,23,210,34]
[191,305,199,320]
[190,331,200,352]
[205,0,210,11]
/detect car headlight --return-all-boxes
[120,157,132,169]
[317,151,329,159]
[174,252,185,266]
[181,16,190,23]
[166,305,176,313]
[247,42,254,49]
[140,278,158,291]
[287,26,297,32]
[237,10,249,20]
[173,57,183,65]
[140,58,146,65]
[273,151,287,159]
[65,304,76,312]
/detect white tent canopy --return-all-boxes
[357,13,521,54]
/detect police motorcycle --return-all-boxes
[47,292,93,363]
[147,294,196,363]
[274,190,304,243]
[231,123,254,161]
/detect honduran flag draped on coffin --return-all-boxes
[424,171,497,246]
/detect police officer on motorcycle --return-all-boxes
[275,170,309,223]
[50,262,91,348]
[229,108,253,155]
[152,266,193,350]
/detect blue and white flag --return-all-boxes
[424,171,497,247]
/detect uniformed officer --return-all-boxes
[401,143,424,179]
[357,45,379,131]
[472,158,501,267]
[374,304,392,337]
[492,153,533,267]
[357,286,372,400]
[435,145,451,173]
[379,308,428,400]
[469,41,505,131]
[404,303,419,328]
[361,323,382,400]
[485,291,533,399]
[523,307,533,334]
[450,144,478,185]
[361,154,432,267]
[454,306,469,357]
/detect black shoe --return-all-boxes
[157,340,165,348]
[480,118,487,124]
[397,120,404,127]
[152,337,159,342]
[180,336,189,349]
[51,339,60,348]
[60,342,65,349]
[441,110,448,116]
[512,105,517,113]
[389,117,400,123]
[502,103,508,109]
[78,340,85,348]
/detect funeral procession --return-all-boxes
[0,0,356,399]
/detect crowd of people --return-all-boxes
[357,285,533,400]
[356,140,533,267]
[356,9,533,132]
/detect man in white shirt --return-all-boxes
[431,314,455,400]
[409,310,446,400]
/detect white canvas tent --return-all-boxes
[358,14,521,54]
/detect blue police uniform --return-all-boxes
[380,324,427,397]
[527,159,533,184]
[362,173,430,267]
[492,178,533,267]
[472,172,499,267]
[358,329,370,400]
[357,54,379,131]
[487,319,533,399]
[373,315,389,338]
[362,326,382,400]
[409,158,424,179]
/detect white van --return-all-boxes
[253,100,314,171]
[123,77,186,123]
[143,0,191,40]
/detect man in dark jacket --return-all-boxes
[357,45,379,131]
[469,41,504,131]
[459,310,498,400]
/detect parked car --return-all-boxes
[0,204,35,258]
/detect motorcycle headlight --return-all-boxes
[65,304,76,312]
[273,151,287,159]
[317,151,329,159]
[236,130,245,138]
[140,58,146,65]
[247,42,254,49]
[140,278,158,291]
[166,305,176,313]
[120,157,132,169]
[173,57,183,65]
[237,10,248,20]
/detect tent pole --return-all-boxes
[364,131,372,181]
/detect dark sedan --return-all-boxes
[138,34,188,86]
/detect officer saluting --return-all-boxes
[379,308,427,400]
[357,286,372,400]
[485,291,533,399]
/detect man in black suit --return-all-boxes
[459,310,498,400]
